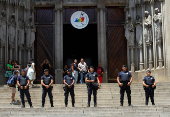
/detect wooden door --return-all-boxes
[34,8,55,83]
[106,7,127,83]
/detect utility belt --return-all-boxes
[120,81,130,85]
[42,85,53,90]
[87,82,99,90]
[143,84,156,90]
[17,85,29,91]
[63,85,74,91]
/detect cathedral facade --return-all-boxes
[0,0,169,84]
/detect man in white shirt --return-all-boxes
[78,58,88,84]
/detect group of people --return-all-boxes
[63,58,104,84]
[8,57,156,108]
[117,65,156,106]
[8,58,36,105]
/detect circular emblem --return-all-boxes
[71,11,89,29]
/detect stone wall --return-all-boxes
[164,0,170,82]
[0,0,169,83]
[0,0,35,71]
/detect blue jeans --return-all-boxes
[80,72,86,84]
[73,71,78,84]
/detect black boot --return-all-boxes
[21,105,25,108]
[94,104,98,107]
[41,104,44,108]
[120,103,123,106]
[87,103,90,107]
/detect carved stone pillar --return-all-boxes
[27,47,31,63]
[0,44,3,69]
[147,42,153,69]
[139,44,144,71]
[157,40,163,68]
[129,45,135,72]
[19,46,23,67]
[97,4,108,83]
[55,2,63,84]
[9,46,13,60]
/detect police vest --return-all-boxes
[43,75,52,85]
[19,76,28,86]
[145,76,154,85]
[88,72,97,83]
[65,75,74,85]
[120,71,130,82]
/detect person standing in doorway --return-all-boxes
[78,58,88,84]
[63,70,75,107]
[73,59,78,84]
[117,65,133,106]
[70,64,75,77]
[63,65,68,77]
[143,70,156,106]
[96,63,104,83]
[17,69,33,108]
[41,59,51,75]
[85,66,100,107]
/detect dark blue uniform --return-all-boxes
[17,75,32,107]
[41,74,53,107]
[64,75,75,106]
[143,76,155,105]
[118,71,132,106]
[86,72,98,106]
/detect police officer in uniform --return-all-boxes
[17,69,33,108]
[41,69,54,107]
[85,66,100,107]
[143,70,156,106]
[63,70,75,107]
[117,65,133,106]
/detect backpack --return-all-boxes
[7,75,15,86]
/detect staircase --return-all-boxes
[0,83,170,117]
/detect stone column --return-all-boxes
[97,4,108,83]
[157,40,163,68]
[9,46,13,60]
[0,44,3,69]
[15,6,18,60]
[27,47,31,63]
[19,46,23,68]
[5,3,9,70]
[129,45,135,72]
[55,2,63,84]
[147,42,153,69]
[139,45,144,71]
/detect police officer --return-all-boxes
[17,69,33,108]
[117,65,133,106]
[41,69,54,107]
[143,70,156,106]
[85,66,100,107]
[63,70,75,107]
